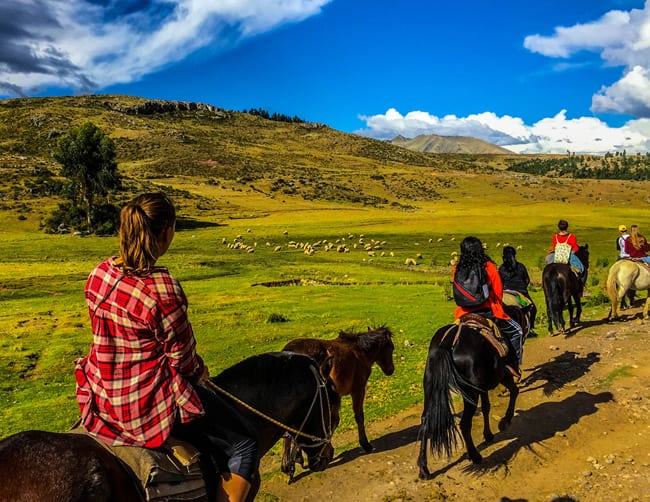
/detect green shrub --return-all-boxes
[267,313,289,323]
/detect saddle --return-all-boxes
[69,424,207,501]
[448,313,509,358]
[627,258,650,271]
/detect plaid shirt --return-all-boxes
[75,257,205,447]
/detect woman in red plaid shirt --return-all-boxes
[75,192,257,501]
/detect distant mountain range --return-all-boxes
[390,134,513,155]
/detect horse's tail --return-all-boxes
[419,328,474,458]
[547,269,564,316]
[606,262,621,318]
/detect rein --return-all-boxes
[203,365,333,444]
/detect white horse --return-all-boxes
[607,259,650,320]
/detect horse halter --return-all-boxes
[284,364,335,468]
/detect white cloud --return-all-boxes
[356,108,650,154]
[523,2,650,118]
[0,0,331,95]
[523,10,633,58]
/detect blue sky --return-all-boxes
[2,0,650,153]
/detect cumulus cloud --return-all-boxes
[0,0,331,96]
[356,3,650,155]
[523,2,650,118]
[356,108,650,154]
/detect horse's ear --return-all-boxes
[320,355,334,380]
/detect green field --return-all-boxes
[0,178,637,440]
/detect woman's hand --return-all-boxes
[198,365,210,384]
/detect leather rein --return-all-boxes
[203,364,334,448]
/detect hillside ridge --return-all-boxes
[391,133,513,154]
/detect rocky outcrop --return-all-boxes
[102,100,229,119]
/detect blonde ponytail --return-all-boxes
[118,193,176,274]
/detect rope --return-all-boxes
[203,376,328,443]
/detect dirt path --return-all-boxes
[257,306,650,501]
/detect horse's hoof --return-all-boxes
[469,453,483,464]
[418,469,431,480]
[360,442,373,453]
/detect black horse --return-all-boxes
[417,306,529,480]
[542,244,589,336]
[0,352,341,502]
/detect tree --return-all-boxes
[53,122,121,229]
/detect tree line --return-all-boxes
[243,108,306,124]
[507,151,650,180]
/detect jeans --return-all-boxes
[495,317,523,365]
[569,252,584,273]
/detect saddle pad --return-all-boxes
[68,424,207,501]
[454,315,508,358]
[502,290,530,307]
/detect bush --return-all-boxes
[91,204,120,236]
[42,202,87,233]
[42,202,120,235]
[267,313,289,323]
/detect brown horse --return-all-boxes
[607,259,650,320]
[282,326,395,459]
[0,352,341,502]
[542,244,589,336]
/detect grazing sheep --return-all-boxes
[274,246,282,252]
[405,258,417,266]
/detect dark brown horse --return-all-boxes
[417,306,530,479]
[542,244,589,336]
[0,352,341,502]
[282,326,395,456]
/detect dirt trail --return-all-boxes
[257,306,650,501]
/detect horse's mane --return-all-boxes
[337,325,393,352]
[214,352,315,387]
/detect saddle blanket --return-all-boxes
[69,424,208,501]
[450,314,509,358]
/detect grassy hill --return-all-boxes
[1,94,649,444]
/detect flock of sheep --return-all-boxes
[220,230,524,267]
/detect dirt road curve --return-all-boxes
[258,306,650,501]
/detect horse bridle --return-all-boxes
[204,364,334,453]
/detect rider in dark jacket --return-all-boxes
[498,246,538,338]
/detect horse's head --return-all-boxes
[375,327,395,376]
[577,244,589,269]
[298,366,341,471]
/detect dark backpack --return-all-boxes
[453,263,489,307]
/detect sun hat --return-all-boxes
[619,225,627,232]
